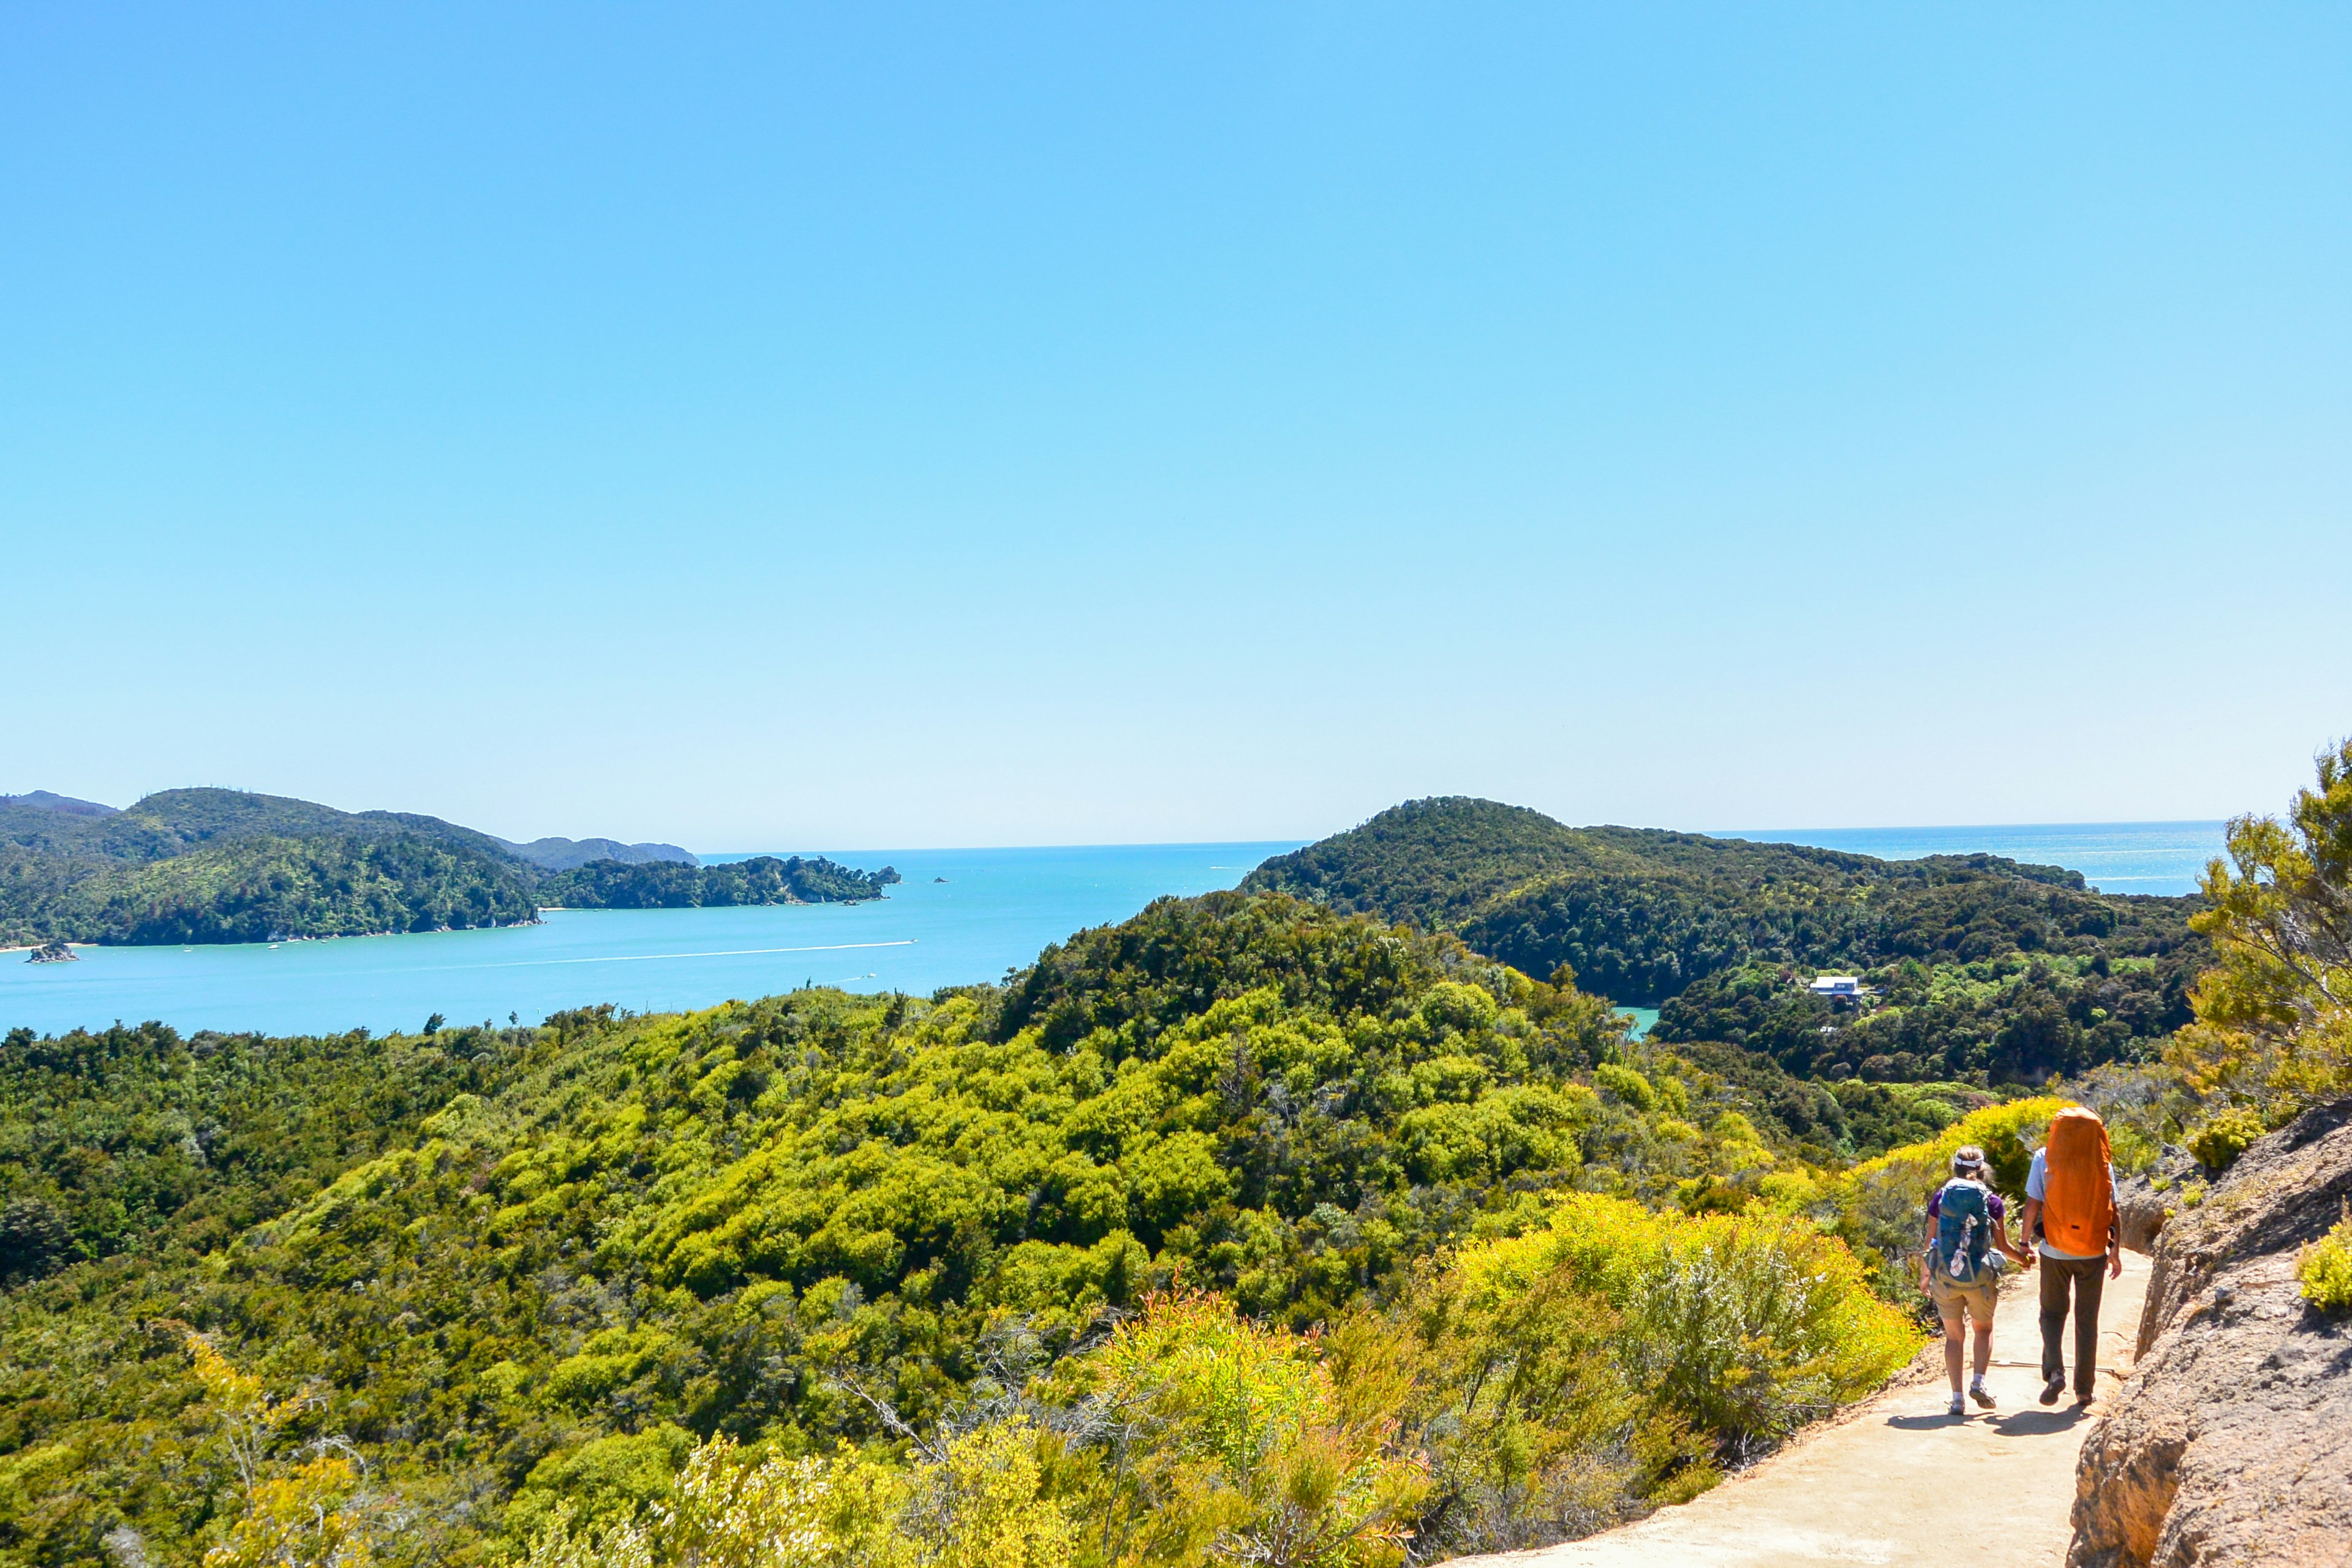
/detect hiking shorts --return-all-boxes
[1929,1264,2001,1325]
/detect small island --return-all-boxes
[537,855,900,910]
[24,940,76,963]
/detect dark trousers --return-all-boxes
[2039,1253,2107,1398]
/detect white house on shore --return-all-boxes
[1807,974,1864,1000]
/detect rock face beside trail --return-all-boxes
[2067,1096,2352,1568]
[2112,1144,2196,1256]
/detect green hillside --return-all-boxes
[0,790,894,948]
[539,854,900,910]
[7,832,538,945]
[1243,797,2206,1082]
[0,891,1924,1564]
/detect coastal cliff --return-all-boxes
[2067,1097,2352,1566]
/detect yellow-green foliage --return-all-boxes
[505,1246,1907,1568]
[1839,1097,2062,1195]
[1592,1063,1657,1112]
[202,1455,377,1568]
[1390,1251,1664,1549]
[1460,1196,1913,1451]
[2299,1200,2352,1315]
[515,1425,1069,1568]
[1063,1291,1428,1567]
[2185,1107,2269,1173]
[506,1426,696,1542]
[0,893,1916,1566]
[517,1287,1435,1568]
[2171,739,2352,1126]
[1357,1193,1911,1557]
[181,1334,385,1568]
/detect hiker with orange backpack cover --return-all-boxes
[2020,1106,2122,1406]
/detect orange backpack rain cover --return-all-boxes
[2042,1107,2115,1256]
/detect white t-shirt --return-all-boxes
[2025,1147,2116,1261]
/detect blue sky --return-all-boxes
[4,5,2346,849]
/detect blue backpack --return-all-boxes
[1933,1178,1994,1284]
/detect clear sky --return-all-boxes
[4,5,2347,850]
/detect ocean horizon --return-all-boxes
[1717,819,2225,897]
[2,821,2225,1040]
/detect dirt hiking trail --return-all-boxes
[1450,1251,2149,1567]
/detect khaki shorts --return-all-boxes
[1929,1262,2001,1324]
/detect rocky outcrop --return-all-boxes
[2113,1144,2198,1256]
[2067,1096,2352,1568]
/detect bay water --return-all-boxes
[1722,821,2226,897]
[1,843,1298,1039]
[1,822,2226,1039]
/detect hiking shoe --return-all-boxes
[1970,1382,1996,1409]
[1947,1392,1966,1417]
[2041,1374,2066,1406]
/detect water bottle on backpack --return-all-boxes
[1918,1144,2026,1416]
[1934,1174,1993,1284]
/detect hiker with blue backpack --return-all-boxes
[1918,1144,2034,1417]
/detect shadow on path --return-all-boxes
[1883,1413,1969,1431]
[1887,1405,2090,1435]
[1991,1408,2090,1438]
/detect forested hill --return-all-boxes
[540,854,899,908]
[0,789,891,947]
[1244,797,2207,1084]
[0,891,1926,1564]
[494,835,699,872]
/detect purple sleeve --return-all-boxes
[1928,1189,2002,1222]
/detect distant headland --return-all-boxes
[0,787,896,949]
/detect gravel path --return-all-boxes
[1443,1250,2149,1567]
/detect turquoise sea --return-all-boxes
[1,821,2228,1039]
[1720,821,2227,898]
[0,843,1300,1039]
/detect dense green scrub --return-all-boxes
[0,790,542,948]
[1245,797,2205,1083]
[0,790,893,947]
[538,856,899,910]
[0,893,1901,1565]
[1652,946,2201,1084]
[2,832,540,945]
[0,1020,510,1276]
[497,1193,1913,1567]
[1654,1036,2003,1165]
